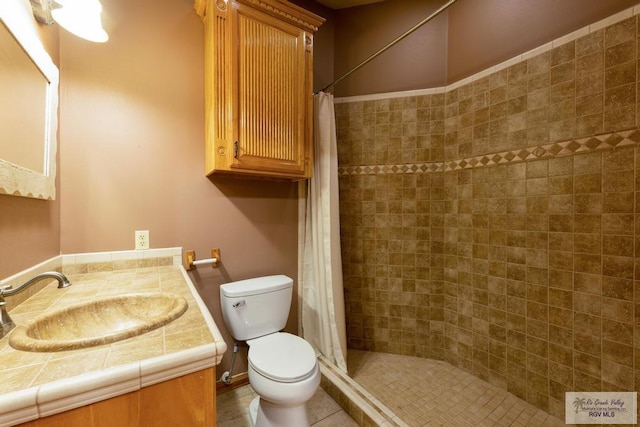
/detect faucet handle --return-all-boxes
[0,300,16,338]
[0,285,11,302]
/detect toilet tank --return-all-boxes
[220,275,293,341]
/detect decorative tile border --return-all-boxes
[339,162,443,176]
[338,129,640,176]
[336,5,640,178]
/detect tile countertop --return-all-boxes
[0,261,227,426]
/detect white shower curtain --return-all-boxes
[300,91,348,372]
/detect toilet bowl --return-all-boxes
[247,333,320,426]
[220,276,320,427]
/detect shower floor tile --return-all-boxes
[348,350,564,427]
[217,383,358,426]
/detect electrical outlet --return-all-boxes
[135,230,149,250]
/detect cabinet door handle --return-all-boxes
[233,141,239,158]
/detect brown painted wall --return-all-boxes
[1,0,323,381]
[447,0,640,83]
[0,194,60,276]
[58,0,298,376]
[329,0,639,97]
[332,0,448,97]
[0,2,60,278]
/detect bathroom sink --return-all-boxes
[9,293,188,352]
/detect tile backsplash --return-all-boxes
[336,9,640,419]
[1,248,182,311]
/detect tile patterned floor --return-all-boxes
[347,350,565,427]
[218,351,566,426]
[217,383,359,426]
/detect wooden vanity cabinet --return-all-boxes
[18,368,215,426]
[194,0,324,180]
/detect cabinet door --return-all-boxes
[19,368,215,426]
[230,3,310,177]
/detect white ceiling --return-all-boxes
[314,0,384,9]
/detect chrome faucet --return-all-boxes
[0,271,71,339]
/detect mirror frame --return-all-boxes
[0,0,59,200]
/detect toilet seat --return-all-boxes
[248,332,317,383]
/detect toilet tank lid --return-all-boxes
[220,275,293,298]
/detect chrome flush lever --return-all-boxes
[232,300,245,308]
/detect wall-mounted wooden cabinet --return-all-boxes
[195,0,324,180]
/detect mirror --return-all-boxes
[0,0,59,200]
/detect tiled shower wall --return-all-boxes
[337,11,640,418]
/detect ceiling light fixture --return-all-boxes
[51,0,108,43]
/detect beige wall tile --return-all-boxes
[338,14,640,420]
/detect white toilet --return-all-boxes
[220,275,320,427]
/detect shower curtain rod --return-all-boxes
[320,0,458,93]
